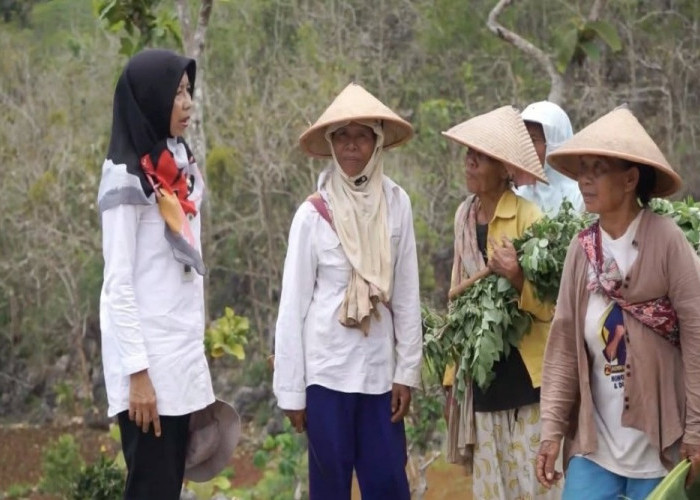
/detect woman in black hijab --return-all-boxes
[97,49,217,499]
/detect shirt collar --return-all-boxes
[493,189,518,221]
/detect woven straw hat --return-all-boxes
[547,107,682,197]
[299,83,413,158]
[442,105,548,184]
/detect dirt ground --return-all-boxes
[0,423,262,499]
[0,424,471,499]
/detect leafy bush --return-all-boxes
[650,197,700,254]
[3,483,34,499]
[39,434,84,497]
[72,454,123,500]
[205,306,249,360]
[234,420,308,500]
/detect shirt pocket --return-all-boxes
[317,228,351,270]
[315,228,352,293]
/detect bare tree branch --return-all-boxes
[175,0,214,322]
[588,0,607,21]
[191,0,214,60]
[175,0,192,47]
[487,0,565,104]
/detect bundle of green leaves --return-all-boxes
[650,198,700,255]
[515,200,594,302]
[423,200,590,396]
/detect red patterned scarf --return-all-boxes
[578,221,680,347]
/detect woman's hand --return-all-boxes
[680,442,700,487]
[129,370,161,437]
[283,409,307,433]
[391,383,412,423]
[488,236,524,292]
[536,439,563,488]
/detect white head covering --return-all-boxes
[513,101,585,216]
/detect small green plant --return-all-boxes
[72,454,123,500]
[185,471,234,500]
[235,420,308,500]
[54,381,77,414]
[40,434,85,497]
[205,306,249,360]
[4,483,34,499]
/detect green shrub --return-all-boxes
[4,483,34,499]
[39,434,84,497]
[72,454,124,500]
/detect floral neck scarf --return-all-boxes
[578,220,680,347]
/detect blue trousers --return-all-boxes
[563,456,663,500]
[305,385,410,500]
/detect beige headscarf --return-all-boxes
[323,120,392,334]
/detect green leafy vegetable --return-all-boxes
[650,198,700,255]
[423,200,589,396]
[515,200,593,303]
[424,197,700,398]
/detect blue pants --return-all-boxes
[563,456,663,500]
[305,385,410,500]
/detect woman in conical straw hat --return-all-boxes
[441,105,560,500]
[536,106,700,499]
[273,83,422,500]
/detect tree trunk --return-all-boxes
[177,0,214,322]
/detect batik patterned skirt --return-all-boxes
[472,403,563,500]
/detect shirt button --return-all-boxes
[625,404,630,410]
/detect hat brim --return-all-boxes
[547,148,682,197]
[441,132,549,185]
[184,399,241,483]
[300,117,413,158]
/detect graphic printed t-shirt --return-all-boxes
[583,212,666,478]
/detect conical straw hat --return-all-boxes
[442,105,548,184]
[299,83,413,158]
[547,107,682,197]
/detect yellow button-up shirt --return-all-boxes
[444,190,553,388]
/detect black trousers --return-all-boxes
[117,411,191,500]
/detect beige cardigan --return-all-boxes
[540,210,700,470]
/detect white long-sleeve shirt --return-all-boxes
[273,174,423,410]
[99,139,214,417]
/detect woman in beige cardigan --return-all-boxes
[536,107,700,500]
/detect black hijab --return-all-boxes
[98,49,206,275]
[107,48,196,195]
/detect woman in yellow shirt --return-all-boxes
[442,106,558,500]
